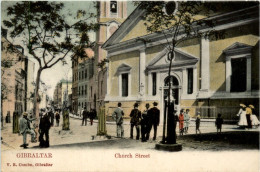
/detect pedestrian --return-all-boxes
[245,105,252,128]
[112,102,124,138]
[89,109,96,126]
[215,113,224,134]
[148,102,160,141]
[195,113,201,134]
[19,112,36,148]
[55,111,60,126]
[250,105,260,128]
[237,104,247,128]
[178,109,184,135]
[184,109,190,134]
[130,103,142,140]
[48,109,54,127]
[39,113,51,148]
[141,103,150,142]
[82,107,88,126]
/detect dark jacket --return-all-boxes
[48,111,54,125]
[130,109,141,125]
[82,110,88,119]
[40,115,51,131]
[150,107,160,125]
[215,117,223,128]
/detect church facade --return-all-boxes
[102,4,259,121]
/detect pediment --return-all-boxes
[146,47,199,70]
[223,42,253,55]
[117,63,132,73]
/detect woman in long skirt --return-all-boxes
[237,104,247,128]
[250,105,260,128]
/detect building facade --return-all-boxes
[1,36,26,117]
[102,3,259,121]
[93,1,127,111]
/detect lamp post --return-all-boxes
[155,1,182,151]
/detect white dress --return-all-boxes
[251,114,260,126]
[237,109,247,126]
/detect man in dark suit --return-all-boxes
[147,102,160,141]
[39,113,51,148]
[82,107,88,126]
[130,103,141,140]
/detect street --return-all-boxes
[2,114,259,151]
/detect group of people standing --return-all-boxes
[81,107,97,126]
[19,108,60,149]
[237,104,259,129]
[112,102,160,142]
[177,109,191,135]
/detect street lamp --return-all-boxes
[155,1,182,151]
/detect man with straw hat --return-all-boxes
[19,112,36,148]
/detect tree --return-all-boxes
[3,1,99,118]
[135,1,257,145]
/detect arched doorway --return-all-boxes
[163,75,180,107]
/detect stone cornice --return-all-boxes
[104,6,259,57]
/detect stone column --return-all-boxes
[139,47,146,97]
[226,57,231,92]
[200,35,210,91]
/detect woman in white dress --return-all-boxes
[249,105,260,128]
[237,104,247,128]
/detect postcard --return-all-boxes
[1,1,259,171]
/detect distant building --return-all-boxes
[53,79,72,109]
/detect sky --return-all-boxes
[1,1,136,99]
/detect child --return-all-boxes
[195,113,201,134]
[215,113,224,134]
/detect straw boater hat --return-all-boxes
[240,104,246,108]
[249,105,254,109]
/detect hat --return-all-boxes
[23,112,28,116]
[249,105,254,109]
[197,111,200,114]
[134,103,139,107]
[153,102,158,106]
[240,104,246,108]
[145,103,150,107]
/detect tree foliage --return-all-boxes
[3,1,99,116]
[3,1,99,69]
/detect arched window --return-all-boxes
[164,76,179,87]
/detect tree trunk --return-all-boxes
[34,69,42,119]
